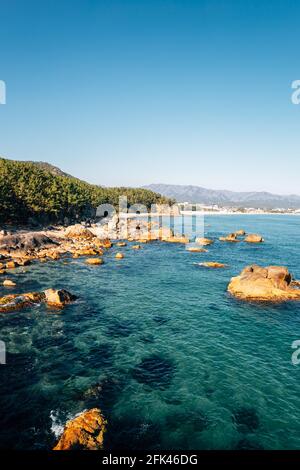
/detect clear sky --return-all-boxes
[0,0,300,194]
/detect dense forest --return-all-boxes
[0,158,173,225]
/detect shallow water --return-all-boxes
[1,215,300,449]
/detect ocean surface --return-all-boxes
[1,215,300,450]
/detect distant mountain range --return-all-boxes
[142,184,300,209]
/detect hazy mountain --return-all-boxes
[142,184,300,209]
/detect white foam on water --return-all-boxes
[49,410,66,438]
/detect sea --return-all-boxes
[1,214,300,450]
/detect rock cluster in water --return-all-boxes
[0,289,77,312]
[228,265,300,301]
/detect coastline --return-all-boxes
[120,211,300,217]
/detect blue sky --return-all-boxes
[0,0,299,193]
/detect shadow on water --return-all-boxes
[165,408,209,434]
[106,318,136,338]
[232,406,260,433]
[107,415,162,450]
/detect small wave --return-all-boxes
[50,409,87,438]
[50,410,65,438]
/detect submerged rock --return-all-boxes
[244,234,264,243]
[132,245,141,250]
[232,406,259,432]
[115,253,124,259]
[116,242,127,247]
[132,354,175,390]
[228,264,300,301]
[53,408,107,450]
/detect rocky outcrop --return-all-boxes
[65,225,95,240]
[85,258,103,265]
[44,289,77,307]
[228,265,300,301]
[244,234,264,243]
[0,292,45,313]
[195,237,214,246]
[200,262,226,268]
[219,233,239,242]
[0,289,76,312]
[187,246,207,252]
[234,230,246,236]
[5,261,19,269]
[165,236,190,244]
[53,408,107,450]
[3,279,16,287]
[0,232,58,253]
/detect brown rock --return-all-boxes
[6,261,19,269]
[3,279,16,287]
[234,230,246,236]
[228,264,300,301]
[53,408,107,450]
[132,245,141,250]
[148,227,173,241]
[187,246,208,252]
[44,289,77,307]
[244,234,264,243]
[219,233,239,242]
[50,252,60,260]
[116,242,127,247]
[85,258,103,265]
[65,225,95,240]
[18,259,31,266]
[200,262,226,268]
[195,237,214,246]
[75,248,98,256]
[115,253,124,259]
[165,236,190,244]
[0,291,45,313]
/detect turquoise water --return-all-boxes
[1,215,300,450]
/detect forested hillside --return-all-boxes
[0,158,172,224]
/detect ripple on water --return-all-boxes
[132,354,175,390]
